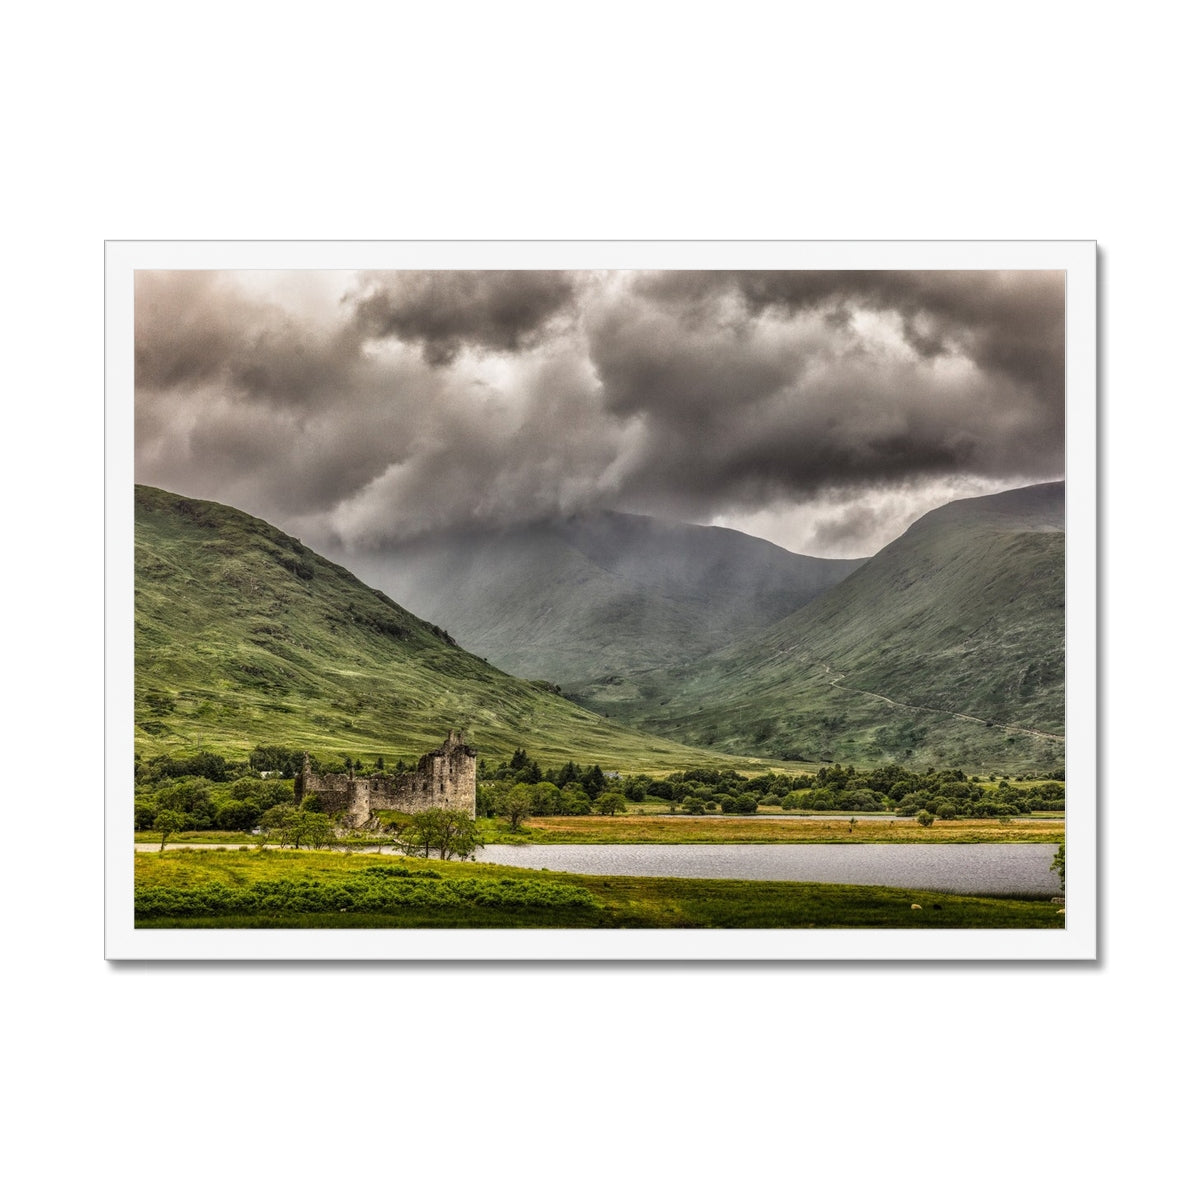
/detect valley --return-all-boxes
[131,482,1068,931]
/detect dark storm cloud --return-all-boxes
[136,271,360,406]
[352,270,580,365]
[583,270,1063,518]
[136,271,443,528]
[637,269,1065,406]
[134,268,1065,556]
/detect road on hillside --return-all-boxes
[819,662,1065,743]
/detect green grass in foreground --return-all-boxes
[134,849,1065,930]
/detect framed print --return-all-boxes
[105,240,1096,960]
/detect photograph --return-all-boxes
[106,241,1096,959]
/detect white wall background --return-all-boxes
[6,3,1190,1197]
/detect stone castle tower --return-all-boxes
[296,731,476,827]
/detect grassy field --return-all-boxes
[134,813,1064,846]
[134,848,1066,930]
[479,814,1064,844]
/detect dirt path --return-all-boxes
[819,663,1065,743]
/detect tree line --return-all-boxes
[134,744,1066,838]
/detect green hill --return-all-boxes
[133,486,785,773]
[594,484,1066,775]
[337,510,864,696]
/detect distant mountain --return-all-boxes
[596,483,1066,775]
[336,511,866,693]
[133,486,781,772]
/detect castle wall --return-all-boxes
[296,732,476,827]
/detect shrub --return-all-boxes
[719,793,758,814]
[936,802,957,820]
[135,874,601,919]
[916,809,935,827]
[844,788,886,812]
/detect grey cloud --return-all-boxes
[135,271,360,407]
[637,269,1065,405]
[134,268,1065,558]
[351,270,580,366]
[582,272,1062,523]
[318,348,622,550]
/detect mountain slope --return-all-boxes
[336,511,865,690]
[598,483,1066,774]
[133,486,784,772]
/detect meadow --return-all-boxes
[134,812,1064,847]
[477,813,1064,845]
[134,848,1066,930]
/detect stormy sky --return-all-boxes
[134,268,1064,559]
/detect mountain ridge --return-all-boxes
[133,484,788,772]
[591,482,1066,774]
[334,509,866,688]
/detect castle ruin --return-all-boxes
[296,731,476,827]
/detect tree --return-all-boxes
[499,784,535,830]
[398,808,483,860]
[558,784,592,815]
[581,765,607,800]
[248,745,305,777]
[623,778,646,804]
[916,809,935,827]
[443,814,484,861]
[1052,843,1065,889]
[214,798,262,833]
[153,776,210,814]
[153,809,186,850]
[294,811,336,849]
[531,780,562,815]
[258,803,300,845]
[596,791,627,816]
[397,810,437,858]
[258,806,336,849]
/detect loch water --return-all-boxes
[474,842,1061,896]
